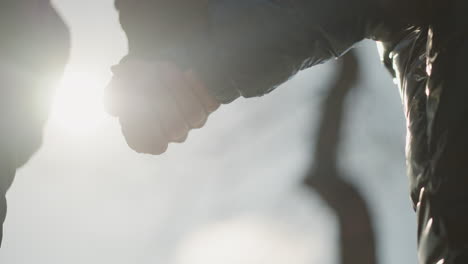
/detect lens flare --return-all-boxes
[50,68,110,135]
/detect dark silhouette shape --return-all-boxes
[304,51,377,264]
[0,149,15,246]
[0,1,70,246]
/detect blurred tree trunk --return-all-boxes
[304,51,378,264]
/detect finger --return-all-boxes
[149,70,190,142]
[171,130,189,144]
[119,113,169,155]
[118,88,170,154]
[105,60,156,117]
[158,62,207,129]
[104,76,127,117]
[185,69,220,114]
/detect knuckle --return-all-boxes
[165,122,189,141]
[147,143,168,155]
[190,112,208,129]
[120,120,154,154]
[121,125,143,152]
[171,131,189,143]
[206,101,221,113]
[123,128,169,155]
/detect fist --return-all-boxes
[105,60,220,154]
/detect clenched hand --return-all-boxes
[105,59,219,154]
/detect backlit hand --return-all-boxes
[105,59,219,154]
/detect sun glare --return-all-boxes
[50,69,110,134]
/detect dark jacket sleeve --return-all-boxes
[380,1,468,262]
[115,0,372,103]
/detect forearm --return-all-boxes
[110,0,375,154]
[0,0,69,166]
[115,0,369,103]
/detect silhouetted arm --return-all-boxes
[108,0,376,154]
[0,0,69,246]
[0,1,70,166]
[115,0,372,103]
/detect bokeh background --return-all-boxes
[0,0,416,263]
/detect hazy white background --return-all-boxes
[0,0,416,263]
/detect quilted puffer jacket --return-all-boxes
[114,0,468,263]
[0,0,70,246]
